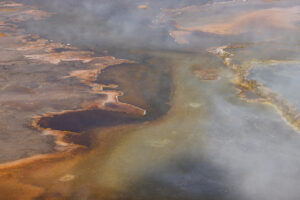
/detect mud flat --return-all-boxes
[0,1,149,164]
[0,2,173,199]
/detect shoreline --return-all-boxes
[0,1,145,166]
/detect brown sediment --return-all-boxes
[21,9,52,20]
[175,7,300,35]
[81,91,146,115]
[0,1,145,166]
[169,30,191,44]
[64,56,135,86]
[237,86,265,102]
[157,2,300,45]
[31,91,145,149]
[0,145,88,200]
[0,145,87,200]
[209,45,300,132]
[17,37,66,52]
[26,57,146,155]
[156,0,237,24]
[192,68,219,81]
[0,22,18,33]
[0,1,164,198]
[67,69,101,82]
[24,51,96,64]
[95,61,172,120]
[0,180,44,200]
[0,8,19,12]
[0,124,137,200]
[138,5,149,10]
[0,3,51,23]
[0,147,82,170]
[0,2,24,7]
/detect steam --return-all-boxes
[18,0,213,51]
[13,0,300,199]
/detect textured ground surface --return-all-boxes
[1,0,300,200]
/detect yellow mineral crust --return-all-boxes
[210,44,300,132]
